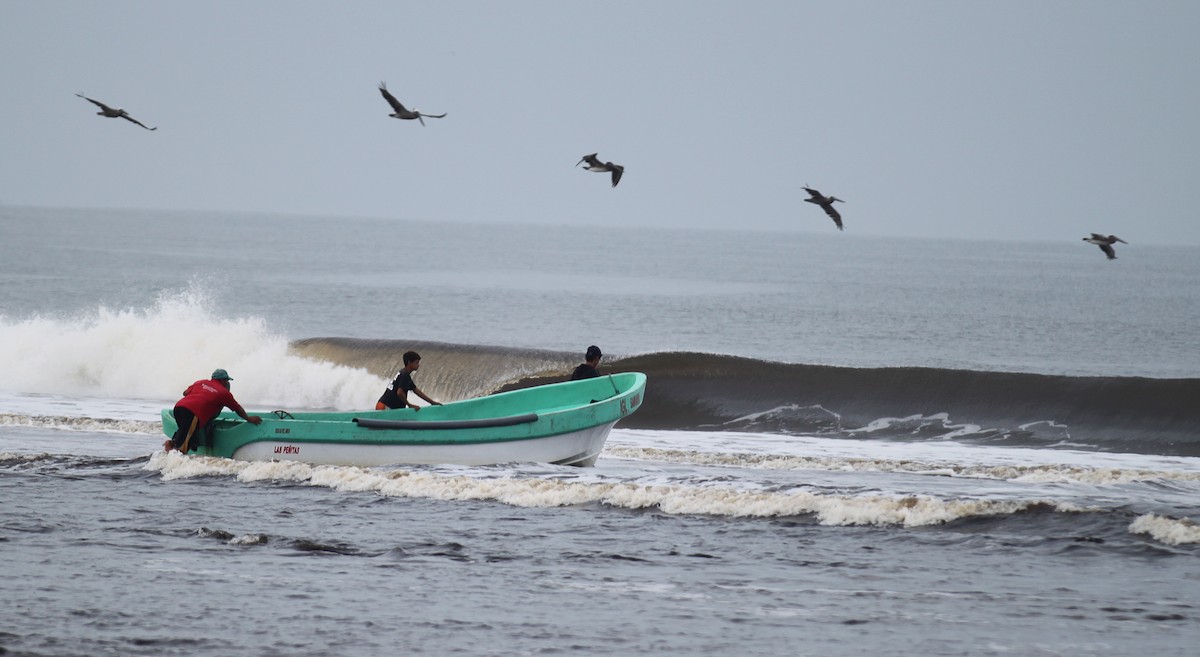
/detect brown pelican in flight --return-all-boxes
[803,186,844,230]
[75,93,157,131]
[1083,233,1127,260]
[378,82,446,126]
[576,153,624,188]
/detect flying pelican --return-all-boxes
[75,93,157,131]
[1083,233,1128,260]
[576,153,624,188]
[377,82,446,126]
[803,186,844,230]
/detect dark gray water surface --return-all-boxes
[3,444,1197,657]
[3,206,1200,656]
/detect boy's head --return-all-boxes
[403,351,421,367]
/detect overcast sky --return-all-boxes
[2,1,1198,244]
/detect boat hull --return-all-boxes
[230,420,615,467]
[161,372,645,467]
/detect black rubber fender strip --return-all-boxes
[353,413,539,430]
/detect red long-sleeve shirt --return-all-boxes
[175,379,248,425]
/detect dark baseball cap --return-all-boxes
[211,368,233,381]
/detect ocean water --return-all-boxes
[2,205,1199,656]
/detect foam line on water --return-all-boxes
[142,451,1086,529]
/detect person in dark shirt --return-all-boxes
[377,351,442,410]
[569,345,603,381]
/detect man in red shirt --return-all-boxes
[165,369,262,453]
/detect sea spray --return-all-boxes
[0,287,384,410]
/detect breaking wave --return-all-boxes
[4,291,1197,458]
[298,339,1200,457]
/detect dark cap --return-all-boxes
[211,368,233,381]
[585,345,602,360]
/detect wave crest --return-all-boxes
[1129,514,1200,546]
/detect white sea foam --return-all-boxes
[0,413,160,435]
[601,445,1200,485]
[1128,514,1200,546]
[12,412,1200,492]
[0,287,385,411]
[606,430,1200,484]
[144,450,1065,528]
[845,413,983,439]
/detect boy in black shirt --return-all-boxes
[377,351,442,410]
[570,345,603,381]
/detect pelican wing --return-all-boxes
[378,82,408,114]
[121,114,157,131]
[1099,244,1117,259]
[1089,233,1108,241]
[610,164,624,188]
[577,153,601,168]
[76,93,113,112]
[824,205,843,230]
[803,187,822,199]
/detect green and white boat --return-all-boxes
[161,372,646,467]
